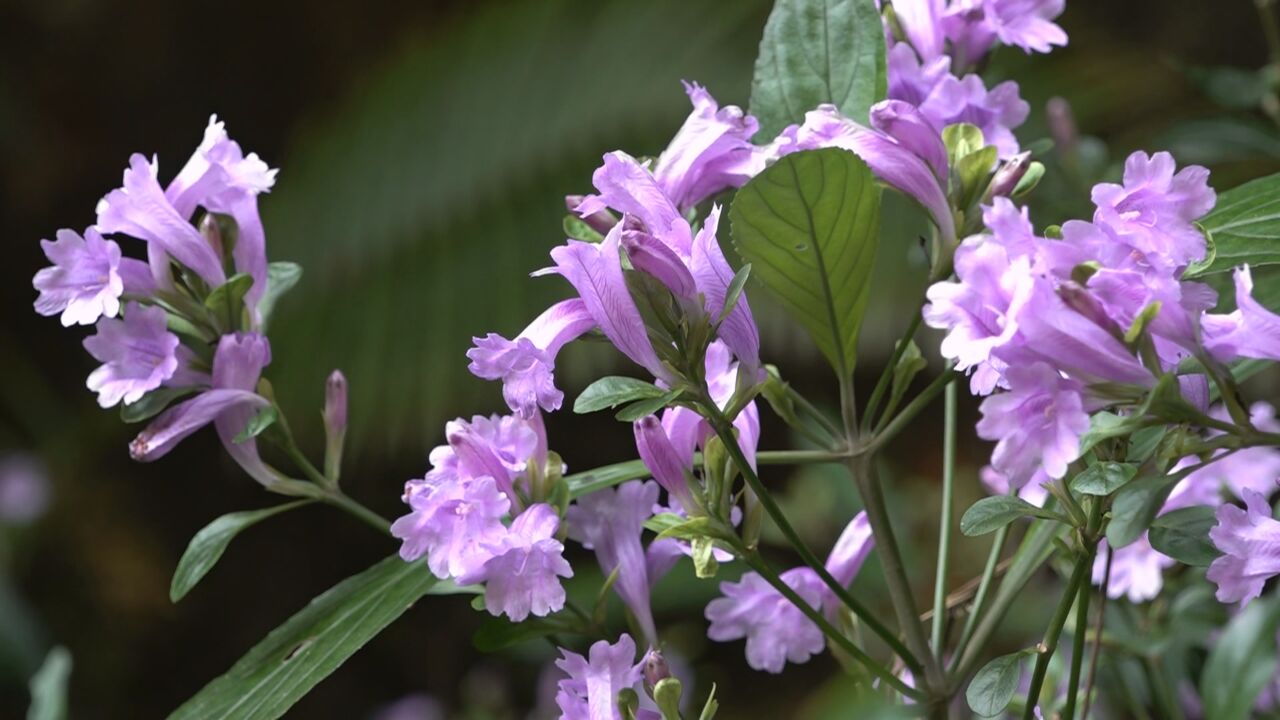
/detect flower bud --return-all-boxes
[985,151,1033,200]
[642,648,671,698]
[323,370,348,483]
[634,415,698,515]
[565,195,618,235]
[1057,281,1124,343]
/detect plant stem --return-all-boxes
[1022,552,1089,719]
[867,368,959,452]
[740,550,925,701]
[701,407,924,675]
[1081,546,1112,720]
[850,453,944,695]
[949,525,1009,673]
[1062,548,1096,719]
[931,382,957,656]
[784,382,844,441]
[320,490,391,536]
[863,311,925,433]
[562,450,852,498]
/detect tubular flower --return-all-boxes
[33,228,138,326]
[1208,490,1280,605]
[554,634,644,720]
[83,302,180,408]
[975,361,1089,485]
[459,503,573,622]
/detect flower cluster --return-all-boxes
[31,117,293,487]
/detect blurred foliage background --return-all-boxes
[2,0,1280,717]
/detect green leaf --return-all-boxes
[655,516,714,541]
[120,386,199,424]
[1071,461,1138,496]
[574,376,669,414]
[1186,172,1280,276]
[1106,472,1184,548]
[258,262,303,329]
[691,537,719,578]
[564,214,605,243]
[472,616,567,653]
[748,0,886,139]
[716,263,752,327]
[614,390,683,422]
[654,678,683,720]
[204,273,254,334]
[960,496,1064,536]
[699,683,719,720]
[1200,597,1280,720]
[954,145,998,209]
[966,650,1028,717]
[171,501,311,602]
[730,148,881,377]
[1149,506,1221,566]
[1076,412,1147,459]
[27,647,71,720]
[232,405,279,444]
[168,555,437,720]
[943,123,986,165]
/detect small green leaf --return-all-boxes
[943,124,986,165]
[574,376,668,414]
[955,145,998,208]
[1076,412,1148,459]
[1071,461,1138,496]
[1150,505,1221,566]
[564,214,605,243]
[615,390,683,422]
[966,650,1029,717]
[204,273,254,333]
[1200,597,1280,720]
[748,0,886,139]
[27,647,71,720]
[655,516,713,541]
[654,678,683,720]
[699,683,719,720]
[171,501,311,602]
[1185,172,1280,276]
[888,340,927,410]
[1106,473,1184,548]
[730,148,881,377]
[715,263,752,327]
[691,537,719,578]
[259,262,303,329]
[1011,161,1045,198]
[232,405,279,444]
[120,386,198,424]
[759,365,800,428]
[1124,301,1163,344]
[169,555,438,720]
[960,496,1064,536]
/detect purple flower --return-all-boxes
[976,361,1089,484]
[1093,536,1174,603]
[1203,266,1280,363]
[576,151,691,256]
[690,205,761,378]
[1208,489,1280,605]
[659,341,762,469]
[651,81,765,212]
[550,227,676,386]
[210,333,277,487]
[634,415,697,515]
[981,465,1050,505]
[941,0,1066,67]
[920,74,1029,158]
[705,567,826,673]
[821,511,875,615]
[33,228,135,326]
[0,454,50,524]
[1090,151,1214,272]
[391,474,510,580]
[459,504,573,622]
[467,299,596,418]
[620,223,698,302]
[567,481,662,645]
[893,0,947,60]
[780,101,955,242]
[886,43,953,108]
[83,302,180,408]
[554,634,643,720]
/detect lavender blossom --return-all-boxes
[690,205,761,378]
[976,361,1089,484]
[210,333,277,487]
[576,151,691,255]
[941,0,1067,67]
[567,481,662,645]
[892,0,947,60]
[651,81,765,212]
[83,302,180,408]
[981,465,1050,506]
[391,475,511,580]
[920,74,1029,158]
[1203,266,1280,363]
[33,228,134,326]
[887,43,953,107]
[1208,490,1280,605]
[554,634,643,720]
[467,299,596,417]
[0,454,50,524]
[821,511,875,615]
[459,503,573,622]
[705,567,826,673]
[1093,536,1174,603]
[634,415,698,515]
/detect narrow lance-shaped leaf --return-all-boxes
[1186,172,1280,277]
[170,501,311,602]
[1200,597,1280,720]
[168,555,439,720]
[574,376,669,414]
[748,0,887,138]
[730,148,881,378]
[960,495,1065,536]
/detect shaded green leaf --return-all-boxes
[472,615,569,653]
[205,273,254,334]
[564,214,605,243]
[1186,172,1280,276]
[960,496,1064,536]
[1150,505,1220,566]
[1201,597,1280,720]
[966,650,1028,717]
[120,386,198,424]
[1071,461,1138,496]
[27,647,71,720]
[730,148,881,377]
[232,405,279,445]
[1106,473,1183,548]
[575,376,668,414]
[748,0,886,139]
[169,555,437,720]
[615,390,683,422]
[259,262,303,329]
[171,501,311,602]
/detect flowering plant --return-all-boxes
[26,0,1280,717]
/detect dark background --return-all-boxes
[1,0,1278,717]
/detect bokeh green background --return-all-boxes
[2,0,1279,717]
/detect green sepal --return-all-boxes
[204,273,254,334]
[654,678,684,720]
[564,214,605,243]
[691,537,719,578]
[233,405,279,444]
[120,386,198,424]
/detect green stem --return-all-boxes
[1062,547,1096,720]
[863,311,925,433]
[1022,552,1089,720]
[784,382,844,442]
[320,490,391,536]
[701,407,924,675]
[1081,546,1112,720]
[931,382,957,656]
[868,368,959,452]
[949,524,1009,673]
[849,454,944,695]
[741,550,925,701]
[563,449,852,499]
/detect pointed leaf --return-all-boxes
[171,501,311,602]
[574,376,668,414]
[960,496,1065,536]
[1185,172,1280,276]
[168,555,437,720]
[259,262,303,329]
[748,0,886,139]
[1149,505,1220,566]
[204,273,254,334]
[1200,597,1280,720]
[730,148,881,377]
[1071,461,1138,496]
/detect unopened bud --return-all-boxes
[985,151,1032,200]
[1058,282,1124,342]
[323,370,348,483]
[565,194,618,235]
[642,649,671,698]
[199,213,224,256]
[1046,97,1077,158]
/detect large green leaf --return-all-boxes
[729,148,881,377]
[168,555,437,720]
[170,501,312,602]
[1200,596,1280,720]
[1187,172,1280,276]
[748,0,886,138]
